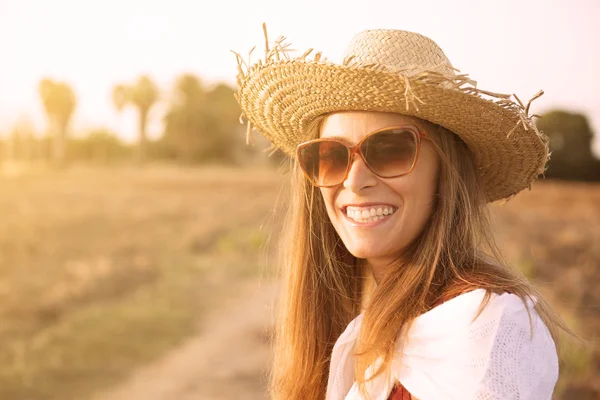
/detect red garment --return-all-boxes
[388,382,412,400]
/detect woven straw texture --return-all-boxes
[234,27,550,203]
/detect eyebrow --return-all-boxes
[322,135,355,144]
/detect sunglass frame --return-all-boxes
[296,125,429,188]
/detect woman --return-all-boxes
[234,26,568,399]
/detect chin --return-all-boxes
[345,243,386,260]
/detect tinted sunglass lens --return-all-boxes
[298,141,349,186]
[361,129,418,177]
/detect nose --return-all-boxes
[342,153,378,192]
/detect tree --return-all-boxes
[202,82,244,162]
[38,79,77,166]
[68,128,131,163]
[9,116,37,161]
[163,75,243,163]
[112,75,159,162]
[162,74,205,162]
[537,110,600,181]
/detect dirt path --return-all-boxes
[93,278,278,400]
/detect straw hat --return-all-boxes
[233,25,549,203]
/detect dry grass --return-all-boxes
[491,180,600,398]
[0,164,285,400]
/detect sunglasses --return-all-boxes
[296,125,429,188]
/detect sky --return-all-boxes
[0,0,599,156]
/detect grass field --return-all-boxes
[0,164,597,399]
[0,165,285,400]
[491,180,600,398]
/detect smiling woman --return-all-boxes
[234,26,571,400]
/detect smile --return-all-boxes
[343,205,397,224]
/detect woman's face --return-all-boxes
[319,111,440,274]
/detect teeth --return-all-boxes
[345,206,395,223]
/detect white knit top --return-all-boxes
[325,289,559,400]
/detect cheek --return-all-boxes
[319,187,339,219]
[389,177,436,226]
[408,148,439,203]
[389,155,439,229]
[413,168,438,205]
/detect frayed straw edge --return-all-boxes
[263,143,280,157]
[506,90,545,139]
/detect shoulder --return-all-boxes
[393,290,559,399]
[469,291,559,399]
[411,288,551,340]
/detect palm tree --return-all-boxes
[112,76,158,162]
[38,79,77,165]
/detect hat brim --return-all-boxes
[238,61,548,203]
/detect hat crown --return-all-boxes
[342,29,455,76]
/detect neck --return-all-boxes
[367,256,401,284]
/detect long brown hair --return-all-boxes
[269,115,569,400]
